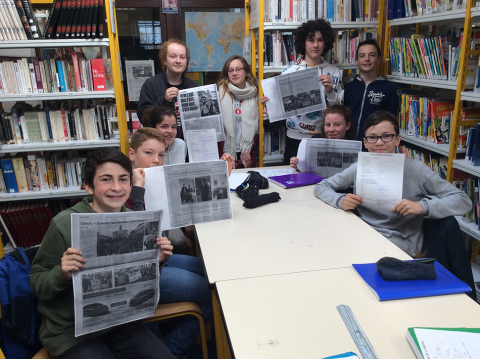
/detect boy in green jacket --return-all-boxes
[29,148,175,359]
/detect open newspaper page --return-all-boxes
[297,138,362,178]
[260,66,326,122]
[144,160,232,230]
[71,211,162,337]
[178,84,225,142]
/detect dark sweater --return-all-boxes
[344,75,398,141]
[137,72,198,139]
[29,197,130,356]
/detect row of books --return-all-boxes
[388,0,470,19]
[397,144,447,178]
[398,93,480,144]
[0,0,106,40]
[0,50,110,95]
[464,123,480,166]
[0,0,42,40]
[389,35,477,83]
[0,199,70,248]
[0,153,86,194]
[263,0,379,23]
[460,177,479,229]
[264,30,377,67]
[0,102,116,145]
[264,124,286,158]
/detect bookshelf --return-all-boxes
[245,0,385,166]
[0,0,128,249]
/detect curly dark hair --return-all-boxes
[294,19,335,58]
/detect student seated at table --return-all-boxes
[29,148,175,359]
[290,104,356,170]
[127,128,213,358]
[314,111,475,295]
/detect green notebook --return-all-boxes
[407,327,480,358]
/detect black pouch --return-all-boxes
[245,171,269,189]
[243,192,281,209]
[235,182,259,200]
[375,257,437,281]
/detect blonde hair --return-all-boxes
[130,127,166,152]
[217,55,258,100]
[159,38,190,73]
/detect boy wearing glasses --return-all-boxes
[314,111,472,268]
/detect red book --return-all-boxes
[60,108,70,140]
[91,59,106,91]
[33,57,44,94]
[72,52,82,92]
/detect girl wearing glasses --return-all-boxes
[261,19,344,165]
[290,104,356,170]
[218,55,259,168]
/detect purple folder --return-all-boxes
[268,172,324,189]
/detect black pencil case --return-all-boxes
[375,257,437,281]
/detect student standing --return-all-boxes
[314,111,475,296]
[137,38,198,140]
[344,39,398,141]
[29,148,175,359]
[218,55,259,168]
[261,19,344,164]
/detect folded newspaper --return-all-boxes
[261,66,326,122]
[144,160,233,231]
[296,138,362,178]
[178,84,225,142]
[71,210,162,337]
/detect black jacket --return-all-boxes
[344,75,398,141]
[137,72,198,139]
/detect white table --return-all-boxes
[197,198,409,285]
[216,268,480,359]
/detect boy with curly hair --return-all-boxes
[261,19,344,164]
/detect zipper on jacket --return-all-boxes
[357,83,368,137]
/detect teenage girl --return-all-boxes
[290,104,356,169]
[218,55,259,168]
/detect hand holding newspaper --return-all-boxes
[178,84,225,142]
[296,138,362,178]
[71,210,163,337]
[261,66,326,122]
[355,153,405,211]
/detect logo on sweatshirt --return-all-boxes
[286,119,296,128]
[368,91,385,105]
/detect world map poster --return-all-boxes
[185,12,245,72]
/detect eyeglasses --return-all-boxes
[364,134,397,143]
[228,68,245,74]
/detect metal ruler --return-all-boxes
[337,305,379,359]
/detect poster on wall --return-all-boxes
[185,12,245,72]
[162,0,178,14]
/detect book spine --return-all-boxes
[45,0,61,38]
[0,159,18,193]
[85,0,93,37]
[11,157,28,193]
[60,108,69,141]
[76,0,87,37]
[27,153,40,191]
[20,0,41,38]
[63,0,75,37]
[56,61,66,92]
[13,0,32,39]
[70,0,81,35]
[90,0,98,37]
[55,0,68,38]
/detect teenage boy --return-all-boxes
[344,39,398,141]
[29,148,175,359]
[314,111,475,296]
[261,19,344,164]
[128,128,213,359]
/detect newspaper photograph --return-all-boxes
[178,84,225,142]
[261,66,326,122]
[144,160,232,230]
[71,210,162,337]
[296,138,362,178]
[125,60,154,102]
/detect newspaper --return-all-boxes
[125,60,154,102]
[261,66,326,122]
[178,84,225,142]
[296,138,362,178]
[71,210,162,337]
[144,160,232,230]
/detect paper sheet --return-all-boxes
[415,328,480,358]
[186,129,219,162]
[356,153,405,212]
[229,173,249,191]
[255,168,296,178]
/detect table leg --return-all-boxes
[212,289,232,359]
